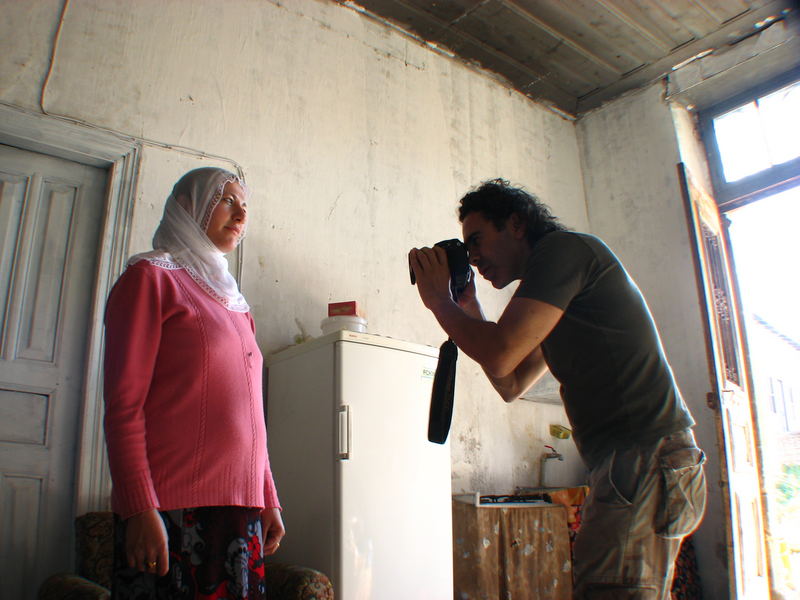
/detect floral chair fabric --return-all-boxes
[265,564,335,600]
[38,512,333,600]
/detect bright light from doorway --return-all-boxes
[710,75,800,598]
[727,185,800,343]
[728,185,800,596]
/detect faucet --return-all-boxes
[539,445,564,488]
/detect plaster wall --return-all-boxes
[576,83,729,598]
[0,0,588,498]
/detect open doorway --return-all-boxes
[727,184,800,598]
[701,74,800,599]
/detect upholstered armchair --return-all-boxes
[38,512,333,600]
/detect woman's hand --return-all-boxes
[261,507,285,556]
[125,509,169,576]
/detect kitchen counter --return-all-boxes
[452,496,572,599]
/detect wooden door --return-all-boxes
[679,163,770,599]
[0,144,106,599]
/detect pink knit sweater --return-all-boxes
[103,260,280,519]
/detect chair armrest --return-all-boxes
[264,563,334,600]
[38,573,110,600]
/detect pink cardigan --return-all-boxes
[103,260,280,519]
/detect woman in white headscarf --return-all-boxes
[103,167,284,599]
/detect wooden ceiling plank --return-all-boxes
[450,30,600,98]
[453,2,614,94]
[559,0,669,60]
[353,0,452,40]
[502,0,629,75]
[695,0,756,23]
[598,0,696,51]
[340,0,794,117]
[355,0,580,111]
[646,0,722,39]
[363,0,634,93]
[576,0,795,113]
[509,0,643,73]
[401,0,489,25]
[435,27,581,111]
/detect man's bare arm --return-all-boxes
[458,291,551,402]
[426,295,562,377]
[486,345,549,402]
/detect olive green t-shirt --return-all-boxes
[514,231,693,467]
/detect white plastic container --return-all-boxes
[320,315,368,335]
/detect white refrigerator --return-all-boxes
[265,330,453,599]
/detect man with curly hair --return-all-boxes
[409,179,706,599]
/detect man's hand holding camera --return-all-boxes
[408,246,458,312]
[410,247,484,321]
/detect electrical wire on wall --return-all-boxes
[38,0,246,181]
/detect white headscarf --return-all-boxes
[128,167,250,312]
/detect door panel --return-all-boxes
[679,163,769,598]
[0,144,106,599]
[0,388,49,444]
[16,179,77,362]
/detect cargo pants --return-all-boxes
[572,428,707,599]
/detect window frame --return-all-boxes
[699,68,800,211]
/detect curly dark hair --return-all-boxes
[458,179,566,245]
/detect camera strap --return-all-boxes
[428,338,458,444]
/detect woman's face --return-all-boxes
[206,181,247,253]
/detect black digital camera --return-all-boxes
[410,239,472,301]
[409,239,472,445]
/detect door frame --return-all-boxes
[0,102,139,514]
[678,162,771,597]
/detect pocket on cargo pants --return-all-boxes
[656,446,706,538]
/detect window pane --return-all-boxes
[758,81,800,166]
[713,102,771,182]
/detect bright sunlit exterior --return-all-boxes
[721,82,800,595]
[713,80,800,183]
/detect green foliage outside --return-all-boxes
[777,464,800,505]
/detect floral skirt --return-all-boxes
[112,506,266,600]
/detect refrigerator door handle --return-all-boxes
[337,405,351,460]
